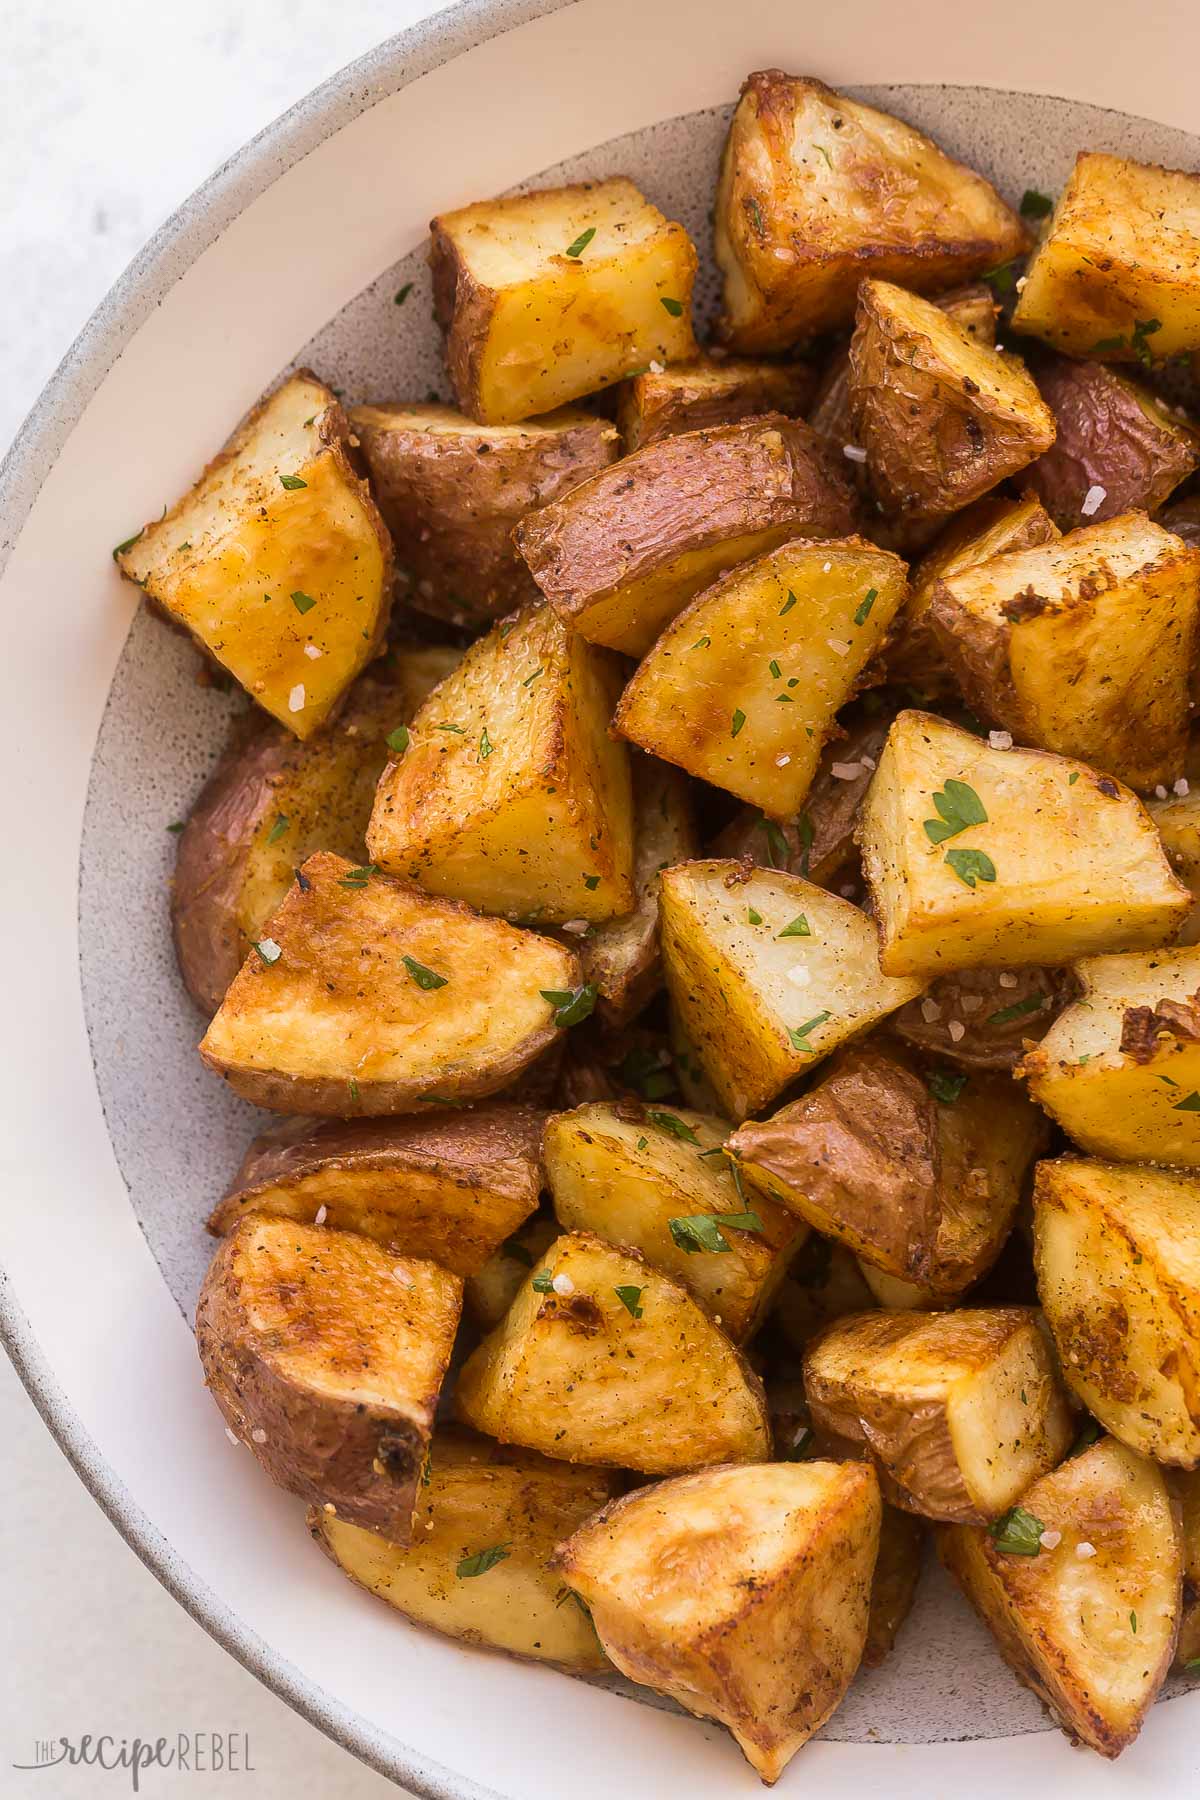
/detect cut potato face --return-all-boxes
[554,1459,881,1783]
[430,177,697,424]
[713,72,1026,351]
[730,1040,1046,1294]
[1034,1156,1200,1466]
[515,416,856,657]
[1151,786,1200,945]
[310,1428,617,1670]
[849,281,1055,541]
[543,1102,807,1340]
[118,372,392,737]
[350,403,619,627]
[804,1307,1074,1522]
[858,710,1190,978]
[940,1437,1182,1757]
[367,603,634,925]
[890,963,1075,1069]
[614,536,906,820]
[465,1214,559,1330]
[771,1239,877,1354]
[199,851,579,1115]
[208,1103,544,1274]
[1019,948,1200,1166]
[1012,152,1200,362]
[929,512,1200,790]
[617,354,817,451]
[172,651,459,1014]
[455,1231,770,1474]
[195,1217,461,1537]
[659,861,925,1119]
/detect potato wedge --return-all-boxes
[198,851,579,1116]
[617,354,817,452]
[309,1428,616,1670]
[1033,1156,1200,1466]
[195,1217,461,1537]
[455,1231,770,1473]
[578,757,695,1027]
[939,1437,1182,1756]
[890,963,1076,1069]
[730,1040,1046,1293]
[172,650,459,1014]
[1021,359,1199,530]
[804,1307,1074,1522]
[543,1102,806,1340]
[554,1459,881,1782]
[117,371,392,737]
[1012,152,1200,362]
[865,1504,925,1668]
[772,1238,877,1354]
[1151,784,1200,945]
[430,177,697,424]
[714,72,1026,351]
[1176,1469,1200,1669]
[350,403,619,627]
[207,1103,544,1274]
[858,710,1190,978]
[614,537,906,819]
[659,861,924,1119]
[515,416,856,656]
[1019,948,1200,1166]
[465,1213,559,1330]
[928,512,1200,790]
[367,603,633,925]
[885,494,1060,695]
[848,281,1055,542]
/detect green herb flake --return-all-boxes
[1184,1657,1200,1676]
[348,1077,360,1102]
[636,1135,648,1151]
[456,1544,511,1579]
[479,726,494,761]
[746,196,765,236]
[769,659,782,680]
[387,725,410,753]
[339,864,377,889]
[540,984,598,1028]
[583,874,600,891]
[435,722,466,734]
[1131,1611,1138,1634]
[669,1214,732,1254]
[279,474,308,490]
[531,1269,556,1294]
[691,636,711,650]
[988,994,1045,1027]
[1020,188,1054,219]
[403,955,448,990]
[112,529,144,562]
[394,282,414,305]
[1174,1092,1200,1112]
[983,261,1017,297]
[1068,771,1079,785]
[989,1505,1045,1556]
[731,709,747,738]
[783,1427,815,1461]
[928,1071,968,1105]
[854,587,878,627]
[778,914,811,939]
[565,226,596,258]
[722,1210,765,1235]
[760,814,791,869]
[647,1110,701,1145]
[945,847,997,889]
[779,590,798,617]
[923,778,988,845]
[614,1285,644,1318]
[521,667,544,687]
[252,937,283,966]
[266,815,290,845]
[747,906,763,925]
[166,820,185,835]
[660,296,684,316]
[789,1011,831,1054]
[797,812,814,878]
[291,590,316,614]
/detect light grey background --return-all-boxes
[0,3,440,1793]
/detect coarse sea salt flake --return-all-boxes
[225,1427,240,1446]
[1076,1540,1097,1559]
[787,965,812,987]
[552,1273,575,1297]
[251,1427,268,1445]
[827,638,851,655]
[304,643,322,660]
[988,730,1013,750]
[1081,484,1107,517]
[948,1020,966,1043]
[314,1205,328,1226]
[843,444,868,463]
[1175,778,1191,797]
[830,762,862,780]
[998,972,1018,989]
[1040,1528,1062,1549]
[960,995,984,1014]
[288,683,306,712]
[921,999,942,1023]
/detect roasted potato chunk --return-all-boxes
[554,1459,881,1782]
[456,1231,769,1473]
[848,281,1055,542]
[1012,152,1200,362]
[714,72,1026,351]
[465,1213,559,1329]
[1021,359,1199,531]
[858,710,1190,978]
[940,1437,1182,1757]
[929,512,1200,790]
[865,1503,925,1668]
[1019,948,1200,1166]
[617,354,816,451]
[890,964,1075,1069]
[367,603,633,925]
[804,1307,1073,1522]
[614,537,906,819]
[199,851,579,1115]
[310,1428,617,1670]
[117,371,392,737]
[771,1238,877,1354]
[543,1102,806,1340]
[172,651,459,1014]
[207,1103,544,1274]
[659,861,924,1118]
[350,403,618,627]
[1034,1156,1200,1466]
[515,416,856,656]
[430,177,697,424]
[195,1217,461,1537]
[885,494,1059,695]
[1176,1469,1200,1670]
[730,1040,1046,1293]
[579,758,695,1026]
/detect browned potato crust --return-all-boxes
[195,1217,461,1538]
[890,964,1075,1069]
[714,72,1026,351]
[1176,1469,1200,1669]
[350,403,618,628]
[617,354,817,451]
[515,415,856,656]
[864,1504,925,1668]
[198,851,579,1116]
[1021,359,1199,530]
[207,1103,545,1274]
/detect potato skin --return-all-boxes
[890,964,1076,1069]
[617,355,817,451]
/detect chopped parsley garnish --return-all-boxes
[924,778,988,845]
[479,726,494,760]
[403,955,448,990]
[521,667,544,687]
[1068,771,1079,785]
[988,994,1044,1026]
[927,1071,968,1105]
[267,815,290,845]
[746,196,765,236]
[291,590,316,614]
[1130,1611,1138,1634]
[1090,317,1162,366]
[565,227,596,258]
[691,636,711,650]
[348,1077,360,1102]
[797,812,814,878]
[456,1544,511,1579]
[1174,1092,1200,1112]
[789,1011,831,1053]
[394,282,413,305]
[989,1505,1045,1556]
[252,938,282,966]
[339,864,377,888]
[387,725,410,753]
[501,1236,535,1268]
[1184,1657,1200,1676]
[668,1211,763,1254]
[647,1110,701,1145]
[778,914,811,939]
[945,848,996,888]
[279,474,308,490]
[166,820,185,835]
[760,814,791,869]
[769,659,782,679]
[660,296,684,316]
[583,874,600,891]
[112,529,144,561]
[618,1046,674,1100]
[779,590,798,617]
[854,587,878,627]
[731,709,747,738]
[614,1285,644,1318]
[540,984,597,1027]
[783,1427,815,1461]
[982,262,1017,297]
[747,906,762,925]
[435,722,466,734]
[531,1269,556,1294]
[1020,188,1053,218]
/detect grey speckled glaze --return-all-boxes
[29,60,1200,1784]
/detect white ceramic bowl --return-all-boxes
[4,2,1200,1793]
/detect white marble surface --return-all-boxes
[0,4,447,1793]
